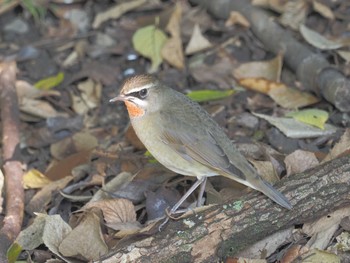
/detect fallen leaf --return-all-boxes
[6,242,22,263]
[83,198,136,225]
[237,228,293,259]
[300,249,340,263]
[329,232,350,253]
[267,84,319,109]
[16,80,60,100]
[71,79,102,114]
[280,0,309,30]
[190,56,236,89]
[233,54,283,82]
[42,214,72,261]
[337,50,350,63]
[23,169,52,189]
[300,24,345,50]
[46,149,93,181]
[238,78,284,94]
[284,150,319,176]
[302,207,350,249]
[253,113,337,138]
[312,0,335,20]
[248,160,279,184]
[323,129,350,162]
[50,132,98,160]
[185,24,212,55]
[225,11,250,27]
[15,214,47,250]
[132,25,167,72]
[20,97,64,119]
[34,72,64,90]
[93,0,146,28]
[90,172,135,202]
[26,176,73,214]
[59,212,108,260]
[161,3,184,69]
[187,89,234,102]
[286,109,329,129]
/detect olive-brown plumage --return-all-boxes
[110,75,292,211]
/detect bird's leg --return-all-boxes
[159,177,206,231]
[169,176,206,214]
[196,177,207,207]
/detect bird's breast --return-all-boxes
[130,116,217,177]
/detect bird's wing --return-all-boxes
[158,98,246,180]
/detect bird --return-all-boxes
[110,74,292,218]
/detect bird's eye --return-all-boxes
[139,89,148,98]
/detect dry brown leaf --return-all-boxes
[71,79,102,115]
[312,0,335,20]
[59,212,108,260]
[237,228,293,259]
[238,78,284,94]
[161,2,184,69]
[16,80,60,99]
[300,24,346,50]
[225,11,250,27]
[83,198,141,237]
[303,207,350,250]
[322,129,350,163]
[190,56,235,89]
[280,0,309,30]
[90,172,135,202]
[281,245,303,263]
[46,149,93,181]
[267,84,319,109]
[93,0,147,28]
[83,198,136,225]
[248,160,280,184]
[233,54,283,81]
[185,24,212,55]
[252,0,286,13]
[284,150,319,176]
[20,97,65,119]
[26,176,73,214]
[299,249,340,263]
[50,132,98,160]
[181,3,213,40]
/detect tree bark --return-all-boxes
[0,61,24,263]
[101,154,350,263]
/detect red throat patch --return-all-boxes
[124,101,145,118]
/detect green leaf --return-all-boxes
[132,25,167,73]
[286,109,329,130]
[144,150,157,163]
[21,0,47,22]
[7,242,22,263]
[34,72,64,90]
[187,89,235,102]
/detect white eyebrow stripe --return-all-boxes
[130,97,148,107]
[127,83,154,93]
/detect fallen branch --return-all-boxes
[0,61,24,262]
[102,154,350,262]
[190,0,350,112]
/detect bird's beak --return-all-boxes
[109,94,127,103]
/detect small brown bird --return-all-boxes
[110,75,292,216]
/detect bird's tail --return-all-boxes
[256,179,292,210]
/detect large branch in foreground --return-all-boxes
[0,61,24,262]
[190,0,350,113]
[102,155,350,263]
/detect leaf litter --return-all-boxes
[1,0,350,262]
